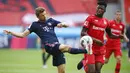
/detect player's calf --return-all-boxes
[59,44,88,54]
[115,56,121,73]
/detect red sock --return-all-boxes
[115,62,121,73]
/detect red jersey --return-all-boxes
[83,15,109,54]
[106,20,125,48]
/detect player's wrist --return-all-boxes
[61,22,68,27]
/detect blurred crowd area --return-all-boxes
[0,0,130,49]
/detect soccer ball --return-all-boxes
[80,35,93,48]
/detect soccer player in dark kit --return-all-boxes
[3,7,90,73]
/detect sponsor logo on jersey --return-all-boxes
[120,25,122,29]
[104,20,107,25]
[92,26,105,31]
[113,24,116,27]
[95,20,98,22]
[48,22,52,26]
[84,21,89,26]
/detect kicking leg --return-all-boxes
[59,44,90,54]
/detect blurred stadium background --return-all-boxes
[0,0,130,73]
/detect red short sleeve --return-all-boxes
[83,16,92,28]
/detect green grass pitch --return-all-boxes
[0,49,130,73]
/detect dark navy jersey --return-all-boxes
[28,18,61,44]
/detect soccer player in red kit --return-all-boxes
[77,1,125,73]
[105,11,129,73]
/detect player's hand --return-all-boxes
[103,36,107,45]
[93,38,104,46]
[119,34,124,39]
[124,36,129,42]
[124,38,129,42]
[3,30,11,35]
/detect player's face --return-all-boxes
[38,11,47,21]
[96,5,105,16]
[115,12,121,21]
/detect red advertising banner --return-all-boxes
[0,0,97,26]
[124,0,130,24]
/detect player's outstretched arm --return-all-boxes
[57,23,69,28]
[120,32,129,42]
[3,30,30,38]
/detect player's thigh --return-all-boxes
[53,53,66,67]
[114,48,122,62]
[105,48,113,63]
[59,44,71,52]
[57,64,65,73]
[105,48,113,59]
[95,54,105,72]
[87,54,95,73]
[41,48,46,53]
[95,54,105,65]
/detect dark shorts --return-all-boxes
[42,43,66,66]
[127,43,130,48]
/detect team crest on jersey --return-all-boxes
[84,21,89,26]
[94,20,98,22]
[120,25,122,29]
[113,24,115,27]
[104,20,107,25]
[48,22,52,26]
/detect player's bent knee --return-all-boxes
[42,48,46,53]
[59,44,70,52]
[116,56,121,63]
[105,58,109,64]
[58,64,65,73]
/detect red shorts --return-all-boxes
[105,47,122,59]
[82,54,105,73]
[83,53,105,65]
